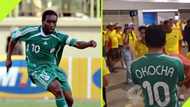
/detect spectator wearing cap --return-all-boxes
[104,23,121,72]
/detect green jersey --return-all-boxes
[131,53,184,107]
[11,26,77,70]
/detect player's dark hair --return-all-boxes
[138,26,147,31]
[163,20,169,25]
[145,25,166,48]
[42,10,58,21]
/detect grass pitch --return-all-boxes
[0,99,99,107]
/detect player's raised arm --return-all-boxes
[74,40,97,49]
[6,38,17,72]
[58,32,97,49]
[56,32,97,49]
[5,26,29,72]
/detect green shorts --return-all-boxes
[29,64,71,91]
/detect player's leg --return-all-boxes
[48,79,68,107]
[29,66,68,107]
[62,90,73,107]
[55,68,73,107]
[58,79,73,107]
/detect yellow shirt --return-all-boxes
[108,30,119,48]
[116,31,123,46]
[172,21,183,38]
[128,31,137,48]
[134,40,148,58]
[165,30,183,54]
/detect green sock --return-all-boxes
[56,97,68,107]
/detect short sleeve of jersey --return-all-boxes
[174,59,185,82]
[130,62,139,84]
[57,32,78,47]
[11,26,38,42]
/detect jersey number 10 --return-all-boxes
[143,81,170,106]
[31,44,40,53]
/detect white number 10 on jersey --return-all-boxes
[31,44,40,53]
[143,81,170,106]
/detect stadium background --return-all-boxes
[0,0,101,107]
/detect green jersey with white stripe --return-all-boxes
[11,26,77,70]
[131,53,185,107]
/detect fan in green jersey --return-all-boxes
[131,25,185,107]
[6,10,96,107]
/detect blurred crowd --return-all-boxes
[103,18,190,76]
